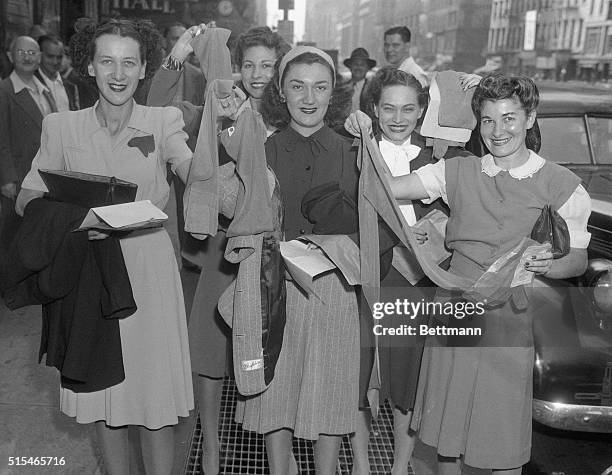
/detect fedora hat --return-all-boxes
[343,47,376,69]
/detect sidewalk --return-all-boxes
[0,189,198,475]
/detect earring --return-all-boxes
[279,95,286,103]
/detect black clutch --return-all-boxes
[301,182,358,235]
[39,169,138,209]
[530,204,570,259]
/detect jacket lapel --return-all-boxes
[12,88,44,127]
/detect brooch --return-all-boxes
[128,135,155,157]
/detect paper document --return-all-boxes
[300,234,361,286]
[279,240,336,296]
[77,200,168,232]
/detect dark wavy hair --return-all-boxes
[362,66,427,139]
[69,18,163,85]
[233,26,287,68]
[471,72,541,152]
[261,52,350,131]
[384,26,411,43]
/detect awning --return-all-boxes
[578,59,599,68]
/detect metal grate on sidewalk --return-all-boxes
[184,378,414,474]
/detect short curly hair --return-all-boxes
[261,52,350,131]
[233,26,287,68]
[69,18,163,84]
[471,73,541,152]
[362,66,427,139]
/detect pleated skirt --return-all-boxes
[60,228,194,429]
[235,271,360,440]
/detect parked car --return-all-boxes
[464,83,612,433]
[527,85,612,433]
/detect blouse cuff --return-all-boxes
[558,184,591,249]
[414,160,448,205]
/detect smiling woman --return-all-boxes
[345,66,474,475]
[235,46,362,475]
[87,34,146,108]
[377,73,592,475]
[15,18,194,475]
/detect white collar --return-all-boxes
[39,69,63,84]
[398,56,414,67]
[481,150,546,180]
[10,71,49,95]
[379,136,421,160]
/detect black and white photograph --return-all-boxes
[1,0,612,474]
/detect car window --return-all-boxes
[538,117,591,164]
[587,116,612,164]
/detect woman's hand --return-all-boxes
[344,110,372,138]
[169,22,211,63]
[411,226,428,244]
[215,86,248,121]
[458,73,482,90]
[88,230,111,241]
[524,250,553,275]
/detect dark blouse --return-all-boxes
[265,125,359,240]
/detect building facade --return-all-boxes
[575,0,612,80]
[1,0,261,54]
[303,0,385,67]
[485,0,612,81]
[304,0,492,74]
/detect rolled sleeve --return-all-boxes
[557,184,591,249]
[21,115,65,192]
[162,106,192,172]
[414,159,448,204]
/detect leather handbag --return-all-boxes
[530,204,570,259]
[39,169,138,209]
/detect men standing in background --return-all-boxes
[344,47,376,113]
[60,49,98,109]
[384,26,428,87]
[36,35,79,110]
[0,36,55,248]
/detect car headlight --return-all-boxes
[585,259,612,314]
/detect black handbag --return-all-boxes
[39,169,138,209]
[530,204,570,259]
[301,182,358,235]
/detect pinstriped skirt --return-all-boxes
[235,271,360,440]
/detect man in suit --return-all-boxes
[36,35,79,111]
[0,36,56,248]
[60,51,98,109]
[384,26,429,87]
[344,47,376,113]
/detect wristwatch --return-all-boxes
[162,55,184,72]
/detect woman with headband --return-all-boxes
[234,46,362,474]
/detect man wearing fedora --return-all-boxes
[344,47,376,113]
